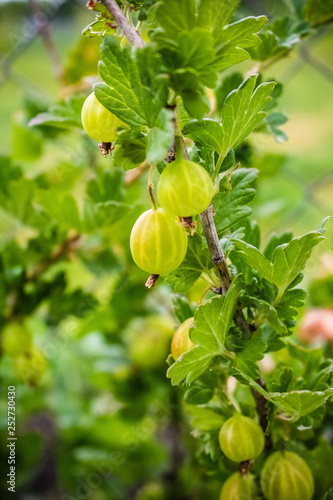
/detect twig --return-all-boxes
[251,379,273,453]
[100,0,144,48]
[27,0,64,83]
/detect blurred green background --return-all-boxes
[0,1,332,499]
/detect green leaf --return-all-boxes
[168,276,244,385]
[241,296,287,335]
[164,234,211,293]
[38,192,82,231]
[96,37,167,128]
[233,221,327,289]
[183,119,224,154]
[167,345,214,386]
[230,330,267,379]
[191,276,244,351]
[262,112,288,143]
[172,295,194,324]
[215,72,243,111]
[269,389,333,420]
[184,76,275,157]
[232,239,272,281]
[87,170,125,203]
[214,17,267,71]
[198,0,240,32]
[29,96,85,129]
[220,75,276,155]
[270,227,326,288]
[214,168,257,236]
[83,200,131,231]
[113,129,147,170]
[156,0,197,38]
[184,385,214,405]
[146,109,173,163]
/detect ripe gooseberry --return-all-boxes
[2,322,32,357]
[220,472,257,500]
[219,413,265,462]
[171,317,195,360]
[261,451,314,500]
[157,157,213,217]
[130,207,188,275]
[81,92,124,142]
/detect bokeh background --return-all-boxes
[0,1,332,499]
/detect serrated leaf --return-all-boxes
[83,199,131,231]
[270,389,333,420]
[214,17,267,71]
[184,119,224,154]
[156,0,197,38]
[220,76,275,155]
[37,192,82,231]
[113,129,147,170]
[232,239,272,281]
[172,295,194,324]
[146,108,173,163]
[184,76,275,158]
[230,331,267,379]
[29,96,84,129]
[164,234,211,292]
[198,0,240,32]
[241,296,287,335]
[262,112,288,143]
[167,345,214,386]
[270,228,326,288]
[95,38,166,128]
[214,168,257,236]
[184,385,214,405]
[233,222,327,290]
[168,276,244,385]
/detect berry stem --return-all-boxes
[148,163,158,210]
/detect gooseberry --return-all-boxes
[157,157,213,217]
[219,413,265,462]
[1,322,32,357]
[220,472,258,500]
[130,207,188,275]
[126,316,174,370]
[81,92,124,142]
[171,317,195,360]
[261,450,314,500]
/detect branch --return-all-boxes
[28,0,64,83]
[100,0,144,48]
[251,379,273,453]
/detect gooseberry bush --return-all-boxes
[1,0,333,499]
[77,1,333,497]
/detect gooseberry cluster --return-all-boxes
[217,413,314,500]
[130,156,213,276]
[81,91,214,277]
